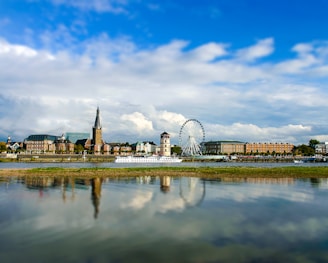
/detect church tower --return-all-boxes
[92,107,103,153]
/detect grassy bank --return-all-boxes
[0,166,328,179]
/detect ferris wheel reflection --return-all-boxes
[160,176,206,208]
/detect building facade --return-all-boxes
[245,142,294,154]
[133,141,157,155]
[91,107,110,155]
[92,107,103,154]
[24,134,75,154]
[202,141,294,155]
[54,134,75,153]
[24,134,58,153]
[160,132,171,156]
[203,141,245,155]
[315,142,328,155]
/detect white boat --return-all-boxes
[293,160,304,164]
[114,155,182,163]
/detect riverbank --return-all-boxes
[1,154,325,163]
[1,166,328,178]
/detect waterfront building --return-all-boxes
[24,134,58,154]
[315,142,328,155]
[245,142,294,154]
[108,143,131,156]
[65,132,90,144]
[75,138,93,151]
[24,134,75,154]
[134,142,145,154]
[132,141,157,155]
[202,141,294,155]
[90,107,110,155]
[112,144,121,155]
[203,141,245,155]
[6,136,23,151]
[160,132,171,156]
[54,134,75,153]
[92,107,103,154]
[120,145,132,155]
[145,141,158,154]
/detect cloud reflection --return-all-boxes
[1,176,326,263]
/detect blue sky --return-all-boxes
[1,0,328,145]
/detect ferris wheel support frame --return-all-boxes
[179,119,205,156]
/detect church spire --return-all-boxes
[94,107,101,129]
[92,106,103,152]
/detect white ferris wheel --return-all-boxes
[179,119,205,156]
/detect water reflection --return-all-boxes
[91,177,102,219]
[159,176,206,207]
[60,177,76,202]
[3,175,328,262]
[160,176,170,193]
[179,177,206,207]
[19,176,105,219]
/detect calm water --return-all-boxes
[1,160,328,169]
[1,175,328,263]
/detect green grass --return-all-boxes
[1,166,328,179]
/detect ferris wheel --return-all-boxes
[179,119,205,156]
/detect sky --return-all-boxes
[1,0,328,145]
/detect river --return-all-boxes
[1,173,328,262]
[1,160,328,169]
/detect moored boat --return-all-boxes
[114,155,182,163]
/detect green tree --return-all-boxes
[0,142,7,152]
[74,144,84,153]
[293,144,315,156]
[171,146,182,156]
[309,139,320,149]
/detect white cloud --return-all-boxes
[189,42,227,62]
[0,39,37,57]
[274,42,323,74]
[207,182,313,203]
[206,123,312,143]
[0,37,328,144]
[235,38,274,62]
[120,190,153,210]
[51,0,128,13]
[121,112,154,134]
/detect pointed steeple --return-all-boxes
[92,106,103,150]
[94,107,101,129]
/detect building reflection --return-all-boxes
[160,176,171,193]
[23,176,54,197]
[91,177,103,219]
[20,176,104,219]
[218,177,295,184]
[58,177,76,202]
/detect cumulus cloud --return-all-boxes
[121,112,154,135]
[188,42,227,62]
[235,38,274,62]
[0,36,328,144]
[274,42,323,74]
[0,39,37,57]
[120,190,153,210]
[206,123,312,144]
